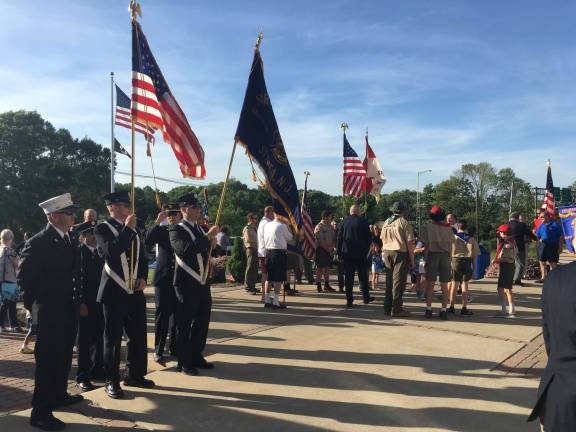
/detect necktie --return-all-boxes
[64,234,71,247]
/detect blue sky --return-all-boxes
[1,0,575,195]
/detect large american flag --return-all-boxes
[541,161,555,219]
[343,132,366,197]
[131,21,205,178]
[115,84,155,143]
[300,186,315,260]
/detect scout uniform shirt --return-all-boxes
[421,223,454,253]
[452,233,481,258]
[314,220,336,252]
[380,215,415,252]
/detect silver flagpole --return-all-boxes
[110,71,115,192]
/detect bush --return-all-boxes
[226,237,246,283]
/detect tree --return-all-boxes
[0,111,110,239]
[227,237,247,283]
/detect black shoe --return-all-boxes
[339,287,344,292]
[264,302,273,309]
[77,380,95,392]
[181,366,199,376]
[363,297,375,304]
[123,376,155,388]
[272,303,287,309]
[316,284,322,293]
[346,303,354,308]
[58,393,84,406]
[439,310,448,320]
[192,358,215,370]
[105,382,124,399]
[30,413,66,431]
[323,284,336,292]
[513,281,525,287]
[461,308,474,316]
[425,309,433,319]
[154,355,166,366]
[448,306,455,314]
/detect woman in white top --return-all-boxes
[0,229,21,332]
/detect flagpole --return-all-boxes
[340,122,348,219]
[110,71,115,193]
[364,126,368,210]
[302,171,310,210]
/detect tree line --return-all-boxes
[1,110,573,245]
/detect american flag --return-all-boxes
[541,161,555,219]
[131,21,205,179]
[343,132,366,197]
[300,185,315,260]
[115,85,155,143]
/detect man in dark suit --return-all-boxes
[169,193,219,375]
[94,191,152,399]
[75,221,105,391]
[336,204,374,307]
[508,212,537,286]
[18,193,84,431]
[528,261,576,431]
[145,203,181,366]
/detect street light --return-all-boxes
[417,169,432,234]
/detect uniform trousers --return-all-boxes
[176,284,211,368]
[32,301,77,417]
[343,257,370,305]
[154,284,177,357]
[102,291,147,384]
[76,302,104,382]
[244,248,259,289]
[383,250,409,314]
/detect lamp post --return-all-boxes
[417,169,432,234]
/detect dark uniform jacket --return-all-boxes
[94,217,148,305]
[145,224,175,289]
[336,215,372,260]
[529,262,576,430]
[79,244,104,306]
[508,219,537,253]
[17,224,80,310]
[168,221,210,298]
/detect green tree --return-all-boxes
[227,237,247,283]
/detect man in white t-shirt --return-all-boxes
[263,214,293,309]
[257,206,274,296]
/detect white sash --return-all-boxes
[175,222,207,284]
[103,221,140,294]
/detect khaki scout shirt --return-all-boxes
[452,234,481,258]
[242,224,258,250]
[380,216,415,252]
[314,220,336,252]
[498,240,517,263]
[421,223,454,253]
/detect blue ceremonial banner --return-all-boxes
[235,48,301,230]
[558,205,576,253]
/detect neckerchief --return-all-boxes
[455,232,471,243]
[385,214,401,224]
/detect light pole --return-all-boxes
[417,169,432,234]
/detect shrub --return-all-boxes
[226,237,246,283]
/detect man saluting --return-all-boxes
[169,193,219,375]
[18,193,84,431]
[94,191,153,399]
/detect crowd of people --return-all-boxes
[0,190,567,431]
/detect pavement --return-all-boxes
[2,255,571,431]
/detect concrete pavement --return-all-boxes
[1,255,564,431]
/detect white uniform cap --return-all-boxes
[38,193,80,215]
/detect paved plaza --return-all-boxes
[1,257,566,431]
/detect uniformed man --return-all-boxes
[242,213,259,294]
[18,193,84,431]
[75,221,105,391]
[169,193,219,375]
[314,210,336,293]
[94,191,153,399]
[380,201,415,318]
[145,203,181,366]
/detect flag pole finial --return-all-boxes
[304,170,311,177]
[129,0,142,22]
[340,122,348,132]
[547,159,551,168]
[366,127,368,137]
[255,32,264,51]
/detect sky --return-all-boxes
[1,0,575,195]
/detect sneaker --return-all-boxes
[323,284,336,292]
[425,309,433,319]
[448,306,455,314]
[506,313,516,318]
[460,308,474,316]
[439,310,448,320]
[20,346,34,354]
